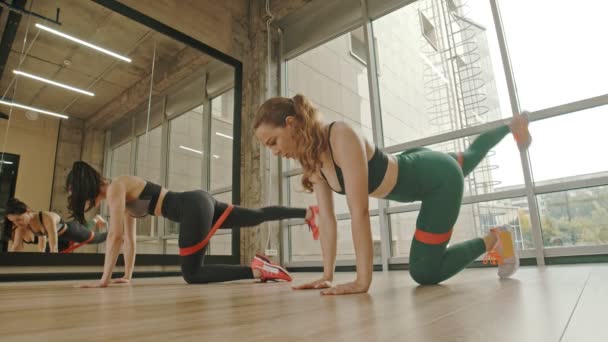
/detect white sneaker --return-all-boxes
[483,224,520,279]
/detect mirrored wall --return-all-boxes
[0,0,240,262]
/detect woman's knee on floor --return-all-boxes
[409,261,442,285]
[181,265,209,284]
[180,254,208,284]
[408,242,445,285]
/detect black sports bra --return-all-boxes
[319,122,389,195]
[125,181,162,218]
[29,212,65,237]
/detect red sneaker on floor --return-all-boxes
[251,254,292,282]
[305,205,320,240]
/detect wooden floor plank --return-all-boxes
[0,265,601,342]
[561,265,608,342]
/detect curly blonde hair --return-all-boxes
[254,94,327,192]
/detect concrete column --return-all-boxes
[239,0,284,263]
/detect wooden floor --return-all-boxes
[0,265,606,342]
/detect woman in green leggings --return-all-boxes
[254,94,531,295]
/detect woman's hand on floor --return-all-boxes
[292,278,332,290]
[320,281,369,295]
[75,280,109,288]
[110,277,131,284]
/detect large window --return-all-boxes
[135,127,162,184]
[93,142,132,254]
[109,142,132,178]
[290,216,381,262]
[165,105,204,236]
[391,197,531,258]
[209,90,235,255]
[538,187,608,248]
[208,191,233,255]
[529,106,608,184]
[104,80,238,258]
[134,126,163,254]
[499,0,608,110]
[280,0,608,266]
[168,105,204,193]
[423,134,524,197]
[286,27,374,171]
[210,90,234,190]
[284,28,376,262]
[372,0,512,147]
[289,174,378,214]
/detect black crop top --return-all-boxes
[319,122,389,195]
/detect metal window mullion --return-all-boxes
[279,29,293,265]
[389,249,538,265]
[202,74,211,193]
[361,0,391,272]
[388,256,409,264]
[384,116,512,154]
[287,260,357,268]
[286,209,381,227]
[489,0,544,265]
[202,78,214,255]
[532,94,608,121]
[159,97,170,251]
[386,187,529,214]
[378,93,608,155]
[128,116,136,176]
[99,131,112,253]
[535,175,608,195]
[210,186,233,196]
[102,130,112,180]
[544,245,608,257]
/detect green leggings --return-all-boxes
[386,125,511,285]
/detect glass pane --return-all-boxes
[210,89,234,190]
[167,106,204,192]
[165,220,179,236]
[135,126,162,184]
[288,174,378,215]
[286,27,373,171]
[110,142,132,177]
[164,238,179,255]
[391,197,531,257]
[166,192,234,252]
[425,131,524,196]
[529,106,608,184]
[387,132,524,208]
[166,106,204,236]
[373,0,512,147]
[135,126,163,240]
[499,0,608,110]
[208,233,232,255]
[538,186,608,247]
[290,216,381,262]
[209,191,232,255]
[213,191,232,203]
[136,238,163,254]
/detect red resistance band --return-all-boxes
[59,231,95,254]
[179,204,234,256]
[414,228,453,245]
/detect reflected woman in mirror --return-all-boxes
[65,161,319,288]
[3,198,108,253]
